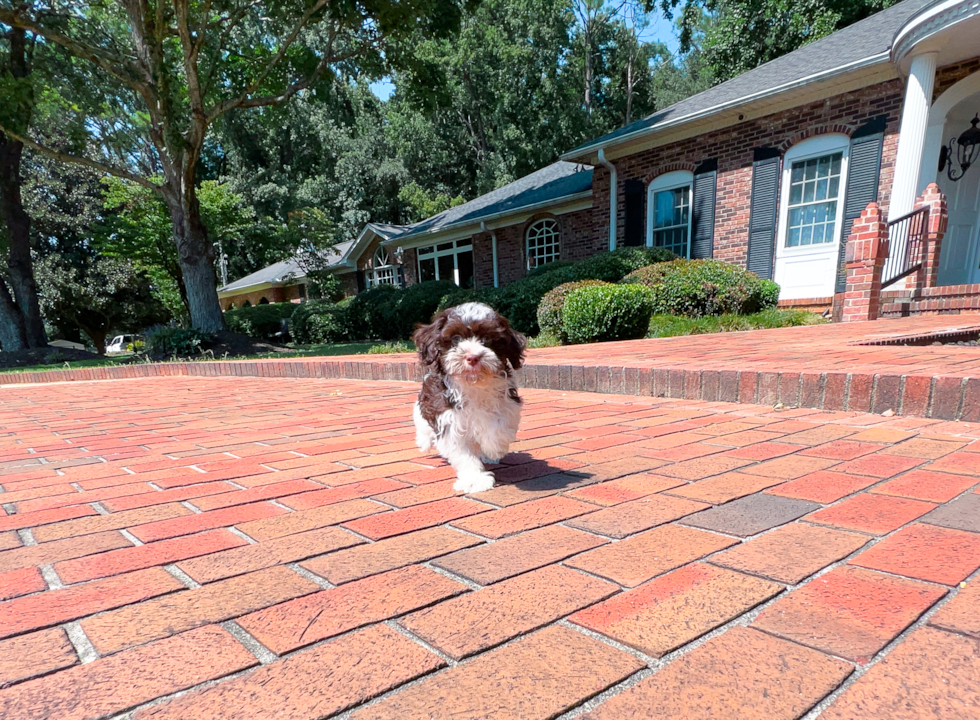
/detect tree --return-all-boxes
[35,254,169,353]
[0,0,464,332]
[398,181,465,223]
[0,21,47,350]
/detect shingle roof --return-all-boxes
[218,240,354,293]
[396,162,593,242]
[564,0,935,158]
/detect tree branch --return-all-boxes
[0,122,162,194]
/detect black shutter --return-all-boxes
[691,159,718,259]
[397,265,406,287]
[746,149,781,280]
[356,271,366,292]
[835,123,885,292]
[624,179,645,246]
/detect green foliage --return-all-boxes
[398,182,466,223]
[527,331,561,348]
[144,327,212,358]
[647,308,827,337]
[621,259,779,317]
[346,281,458,341]
[537,280,611,341]
[367,341,413,354]
[224,304,296,340]
[290,300,352,345]
[562,284,654,345]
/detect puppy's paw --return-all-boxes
[454,471,495,494]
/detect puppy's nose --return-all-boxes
[465,354,481,367]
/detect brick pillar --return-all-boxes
[911,182,948,291]
[841,202,889,323]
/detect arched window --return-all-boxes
[258,297,270,305]
[243,300,252,308]
[526,218,560,270]
[647,170,693,257]
[365,247,399,288]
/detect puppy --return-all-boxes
[412,302,526,493]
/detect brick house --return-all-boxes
[231,0,980,320]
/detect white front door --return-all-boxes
[937,159,980,287]
[774,136,851,300]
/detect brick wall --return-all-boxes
[592,80,906,268]
[220,286,296,311]
[933,58,980,101]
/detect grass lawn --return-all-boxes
[0,340,412,375]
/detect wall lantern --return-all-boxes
[939,114,980,182]
[394,246,405,262]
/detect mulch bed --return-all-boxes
[0,346,105,369]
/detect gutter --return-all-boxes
[597,149,617,251]
[562,51,892,161]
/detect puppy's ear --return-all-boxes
[499,324,527,370]
[413,311,448,366]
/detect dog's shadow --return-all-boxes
[488,452,593,492]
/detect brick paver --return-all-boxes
[1,370,978,718]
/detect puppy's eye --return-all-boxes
[451,335,462,347]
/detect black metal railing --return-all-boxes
[881,206,929,288]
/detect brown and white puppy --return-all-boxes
[412,302,526,493]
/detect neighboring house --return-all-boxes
[217,223,411,310]
[231,0,980,318]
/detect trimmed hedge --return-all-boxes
[439,246,675,335]
[224,303,295,339]
[621,259,779,317]
[145,326,212,357]
[290,299,351,345]
[537,280,610,342]
[562,284,654,345]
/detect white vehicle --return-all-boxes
[105,334,136,356]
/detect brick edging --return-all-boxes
[3,358,977,422]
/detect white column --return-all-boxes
[890,52,938,220]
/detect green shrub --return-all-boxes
[573,246,676,282]
[646,308,826,338]
[224,303,296,339]
[343,281,457,341]
[527,332,560,348]
[145,326,212,357]
[537,280,611,341]
[367,341,413,354]
[290,299,351,345]
[622,259,779,317]
[562,284,654,345]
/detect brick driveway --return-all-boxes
[1,376,979,719]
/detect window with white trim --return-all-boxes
[416,240,474,288]
[784,152,844,247]
[365,247,399,288]
[525,218,560,269]
[646,170,693,258]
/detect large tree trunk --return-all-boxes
[0,276,27,351]
[165,188,225,333]
[0,27,47,349]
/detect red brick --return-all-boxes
[240,498,387,541]
[834,454,924,478]
[571,563,781,657]
[16,482,156,514]
[100,481,237,511]
[0,504,97,532]
[588,628,851,720]
[434,524,607,584]
[129,501,287,543]
[0,567,182,639]
[566,494,708,538]
[806,493,936,535]
[564,473,685,505]
[0,530,132,573]
[722,442,801,461]
[882,436,968,459]
[656,455,754,480]
[0,531,20,551]
[737,455,840,480]
[371,479,458,508]
[930,576,980,638]
[343,497,488,540]
[766,470,880,503]
[871,468,977,503]
[281,478,408,510]
[177,526,363,584]
[81,565,318,655]
[924,451,980,477]
[0,628,77,686]
[134,624,443,720]
[238,565,466,654]
[668,471,785,504]
[31,504,192,543]
[0,565,46,600]
[350,625,644,720]
[449,496,593,539]
[824,627,980,719]
[753,565,946,663]
[400,565,618,659]
[566,523,737,587]
[799,440,882,460]
[0,625,257,720]
[301,526,481,584]
[190,479,323,511]
[54,529,247,584]
[711,522,868,584]
[850,523,980,586]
